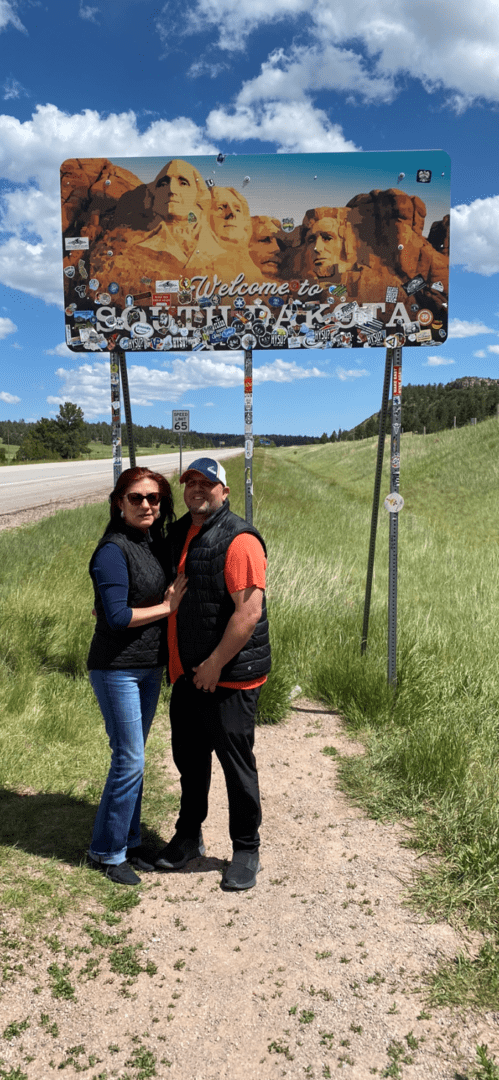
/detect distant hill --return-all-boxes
[338,377,499,441]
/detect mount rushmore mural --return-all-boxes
[61,151,450,352]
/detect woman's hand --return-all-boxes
[163,573,188,614]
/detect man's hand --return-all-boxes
[192,655,222,693]
[192,585,263,693]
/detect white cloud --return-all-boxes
[473,350,487,358]
[448,319,497,338]
[335,366,369,381]
[422,356,456,367]
[3,76,28,100]
[204,401,215,406]
[0,390,20,403]
[0,105,216,307]
[451,196,499,275]
[172,0,499,105]
[253,358,327,383]
[207,99,358,153]
[0,1,26,34]
[79,5,99,22]
[0,104,215,188]
[188,59,229,79]
[0,315,17,338]
[44,343,74,357]
[51,355,329,417]
[236,44,394,106]
[488,345,499,355]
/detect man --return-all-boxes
[155,458,271,890]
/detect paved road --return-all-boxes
[0,447,244,517]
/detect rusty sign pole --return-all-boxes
[388,348,403,687]
[118,350,136,469]
[110,350,123,486]
[361,347,393,656]
[244,349,253,525]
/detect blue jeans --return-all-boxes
[88,666,164,866]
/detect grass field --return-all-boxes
[2,423,499,1008]
[0,440,181,463]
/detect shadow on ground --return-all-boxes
[0,789,227,875]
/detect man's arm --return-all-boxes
[192,586,263,693]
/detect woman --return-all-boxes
[87,466,187,885]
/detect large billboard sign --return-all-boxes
[61,150,450,352]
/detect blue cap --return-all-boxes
[180,457,227,486]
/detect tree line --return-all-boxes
[0,409,323,462]
[334,377,499,441]
[3,378,496,461]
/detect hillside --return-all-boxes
[340,375,499,441]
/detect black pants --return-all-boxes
[169,676,262,852]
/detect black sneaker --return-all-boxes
[87,855,141,886]
[155,833,205,870]
[126,845,156,872]
[222,851,260,891]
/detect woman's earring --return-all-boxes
[120,510,125,519]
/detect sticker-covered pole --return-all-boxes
[244,349,253,525]
[388,348,402,687]
[118,350,136,469]
[361,348,393,656]
[110,350,122,486]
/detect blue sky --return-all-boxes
[0,0,498,438]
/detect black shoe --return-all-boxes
[222,851,260,891]
[155,833,205,870]
[87,854,141,886]
[126,845,156,872]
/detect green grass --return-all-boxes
[2,425,499,1010]
[0,441,180,464]
[83,441,181,460]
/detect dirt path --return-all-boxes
[1,699,498,1079]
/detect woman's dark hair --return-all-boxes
[104,467,175,537]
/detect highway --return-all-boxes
[0,447,244,521]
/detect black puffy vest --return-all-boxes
[87,525,169,670]
[170,501,271,683]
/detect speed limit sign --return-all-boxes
[172,410,190,433]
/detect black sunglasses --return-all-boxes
[126,492,162,507]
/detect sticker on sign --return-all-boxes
[384,492,404,513]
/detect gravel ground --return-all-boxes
[1,699,498,1080]
[0,491,114,531]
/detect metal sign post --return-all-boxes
[118,350,136,469]
[172,410,190,481]
[361,348,393,656]
[244,349,253,525]
[387,348,403,687]
[110,351,122,486]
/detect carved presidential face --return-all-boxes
[303,218,346,277]
[210,188,252,244]
[151,160,203,221]
[249,217,282,274]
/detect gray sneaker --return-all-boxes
[222,851,261,890]
[155,833,205,870]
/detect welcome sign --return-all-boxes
[61,150,450,352]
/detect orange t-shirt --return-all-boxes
[168,523,267,689]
